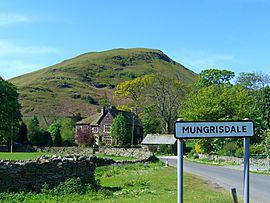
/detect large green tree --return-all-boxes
[114,74,154,107]
[111,113,130,145]
[145,75,188,133]
[196,69,235,88]
[236,72,270,90]
[181,69,258,154]
[181,84,254,121]
[114,74,189,134]
[28,116,44,146]
[0,78,22,145]
[17,122,28,144]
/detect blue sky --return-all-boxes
[0,0,270,79]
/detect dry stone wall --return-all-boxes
[34,146,95,155]
[99,147,152,159]
[0,155,101,192]
[198,154,270,170]
[0,154,151,193]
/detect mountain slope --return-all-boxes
[10,48,197,117]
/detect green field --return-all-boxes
[0,161,232,203]
[0,152,49,160]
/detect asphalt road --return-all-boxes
[159,156,270,203]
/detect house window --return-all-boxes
[102,135,112,145]
[92,127,99,133]
[104,124,111,133]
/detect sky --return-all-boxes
[0,0,270,80]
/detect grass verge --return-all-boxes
[0,161,232,203]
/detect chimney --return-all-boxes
[101,106,106,114]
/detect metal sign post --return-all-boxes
[177,139,184,203]
[174,120,254,203]
[244,137,250,203]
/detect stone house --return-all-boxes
[75,106,143,146]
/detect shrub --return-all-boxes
[250,144,264,155]
[195,143,202,154]
[41,177,100,195]
[235,147,244,158]
[219,142,238,156]
[159,145,173,155]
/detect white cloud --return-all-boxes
[0,40,60,56]
[0,13,33,25]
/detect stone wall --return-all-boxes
[34,146,95,155]
[198,154,270,169]
[0,154,152,193]
[99,147,153,160]
[0,155,98,192]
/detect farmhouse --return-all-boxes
[75,106,143,146]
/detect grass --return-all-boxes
[0,161,233,203]
[0,152,50,160]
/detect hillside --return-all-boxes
[9,48,197,118]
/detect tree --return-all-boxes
[254,86,270,132]
[114,74,189,134]
[145,75,188,133]
[60,118,75,145]
[17,122,28,144]
[111,113,130,145]
[48,122,62,146]
[141,106,162,135]
[28,116,44,146]
[0,78,22,145]
[182,85,254,121]
[196,69,235,88]
[114,74,154,107]
[43,131,53,146]
[262,129,270,156]
[181,84,256,154]
[236,72,270,90]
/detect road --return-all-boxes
[159,156,270,203]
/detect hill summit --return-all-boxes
[10,48,196,117]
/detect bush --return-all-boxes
[41,177,100,195]
[235,147,244,158]
[195,143,202,154]
[159,145,173,155]
[250,144,264,155]
[219,142,238,156]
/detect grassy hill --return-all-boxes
[9,48,197,118]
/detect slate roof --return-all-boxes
[76,113,101,125]
[76,106,142,126]
[141,134,176,145]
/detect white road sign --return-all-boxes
[175,120,254,139]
